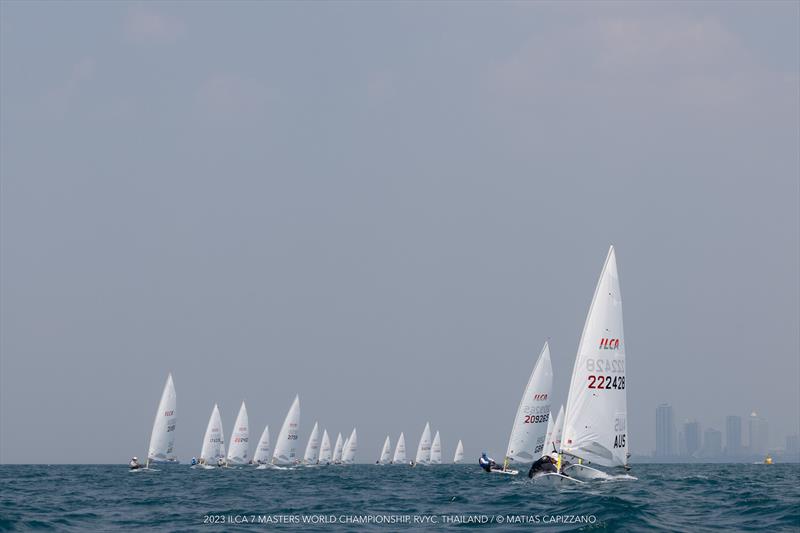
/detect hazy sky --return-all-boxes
[1,1,798,464]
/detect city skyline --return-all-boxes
[649,404,799,462]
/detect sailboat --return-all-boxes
[135,373,177,471]
[342,428,358,464]
[226,401,249,466]
[453,440,464,464]
[198,404,225,468]
[542,246,631,484]
[377,436,392,464]
[319,430,332,464]
[492,342,553,476]
[252,426,270,466]
[429,431,442,465]
[392,433,407,464]
[414,422,432,466]
[303,422,321,465]
[271,395,300,467]
[332,433,344,464]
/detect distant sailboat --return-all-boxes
[429,431,442,465]
[144,373,177,469]
[547,405,565,458]
[319,430,332,464]
[543,246,631,484]
[415,422,432,466]
[252,426,270,465]
[332,433,344,464]
[198,404,225,468]
[392,433,407,464]
[502,342,553,474]
[272,395,300,466]
[378,436,392,464]
[453,440,464,464]
[342,428,357,464]
[226,401,249,466]
[303,422,321,465]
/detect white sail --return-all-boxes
[342,428,358,464]
[548,405,565,456]
[303,422,321,464]
[430,431,442,464]
[393,433,407,463]
[505,342,554,463]
[415,422,432,464]
[147,373,177,465]
[226,401,250,465]
[378,436,392,464]
[252,426,270,464]
[272,395,301,465]
[200,404,225,464]
[332,433,344,463]
[543,412,554,455]
[342,437,350,458]
[561,246,628,468]
[319,430,332,463]
[453,440,464,464]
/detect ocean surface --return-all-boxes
[1,463,798,531]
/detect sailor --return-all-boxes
[479,452,497,472]
[190,457,197,466]
[217,457,225,467]
[527,455,557,478]
[129,456,140,470]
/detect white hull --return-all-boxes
[561,463,611,481]
[534,472,585,485]
[488,468,519,476]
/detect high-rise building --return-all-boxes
[683,420,701,458]
[748,412,769,455]
[725,415,742,457]
[703,428,722,458]
[786,435,799,458]
[655,404,676,458]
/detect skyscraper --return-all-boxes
[683,420,701,458]
[748,412,769,455]
[726,415,742,457]
[655,404,676,458]
[703,428,722,458]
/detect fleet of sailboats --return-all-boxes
[136,246,633,483]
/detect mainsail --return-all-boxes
[332,433,344,463]
[415,422,432,465]
[560,246,628,468]
[252,426,270,464]
[378,436,392,464]
[272,395,301,465]
[319,430,332,463]
[226,401,250,465]
[147,373,177,465]
[393,433,407,464]
[342,428,358,464]
[505,343,554,463]
[430,431,442,464]
[453,440,464,464]
[200,404,225,465]
[303,422,321,464]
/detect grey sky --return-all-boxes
[1,1,798,463]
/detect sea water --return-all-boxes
[1,463,798,531]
